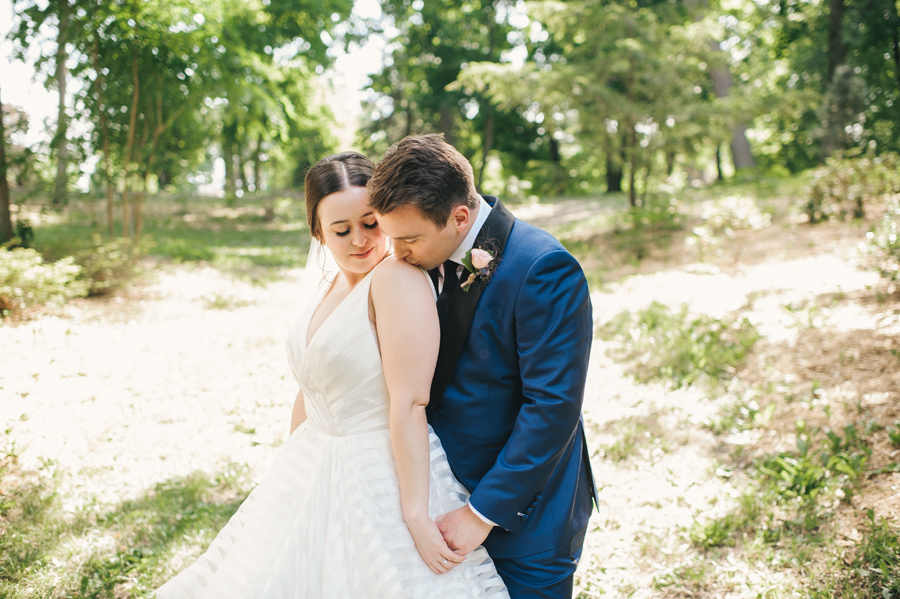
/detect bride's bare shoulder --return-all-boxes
[371,256,431,296]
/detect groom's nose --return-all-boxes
[393,241,409,257]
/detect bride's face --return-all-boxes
[317,186,388,277]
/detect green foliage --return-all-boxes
[75,236,147,297]
[697,195,773,235]
[759,421,870,505]
[848,510,900,599]
[696,415,874,553]
[607,195,686,260]
[707,398,776,436]
[860,196,900,283]
[812,510,900,599]
[888,423,900,448]
[598,414,670,463]
[0,442,249,598]
[805,148,900,223]
[687,194,773,259]
[456,1,738,200]
[0,247,87,317]
[598,302,760,389]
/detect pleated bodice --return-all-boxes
[285,270,389,437]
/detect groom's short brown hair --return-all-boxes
[368,134,480,228]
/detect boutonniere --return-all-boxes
[460,243,500,292]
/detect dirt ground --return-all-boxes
[1,199,898,597]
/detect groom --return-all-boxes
[369,134,596,598]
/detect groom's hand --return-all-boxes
[436,506,492,555]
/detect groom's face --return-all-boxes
[377,205,469,270]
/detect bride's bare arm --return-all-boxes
[371,258,465,575]
[290,390,306,434]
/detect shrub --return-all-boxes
[0,248,88,317]
[859,196,900,282]
[759,420,870,506]
[686,195,772,259]
[699,195,772,234]
[609,195,686,260]
[74,236,146,297]
[805,147,900,223]
[598,302,760,389]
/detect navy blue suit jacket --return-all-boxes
[428,197,596,559]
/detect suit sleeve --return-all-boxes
[468,248,593,533]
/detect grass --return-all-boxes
[597,302,760,390]
[596,414,674,463]
[0,442,250,599]
[20,193,311,292]
[686,379,897,599]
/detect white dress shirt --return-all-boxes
[449,196,492,268]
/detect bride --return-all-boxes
[156,152,509,598]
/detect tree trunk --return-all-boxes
[477,105,495,191]
[404,95,414,138]
[236,137,246,193]
[715,145,724,181]
[0,88,14,244]
[606,151,623,193]
[439,103,456,147]
[52,1,69,207]
[133,114,149,238]
[889,1,900,92]
[628,125,638,207]
[93,37,114,237]
[122,53,140,237]
[709,41,756,170]
[253,132,264,192]
[826,0,846,83]
[135,172,146,237]
[223,120,237,200]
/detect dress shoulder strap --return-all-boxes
[420,267,438,301]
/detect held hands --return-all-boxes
[436,506,492,556]
[407,515,466,575]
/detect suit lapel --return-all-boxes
[429,197,515,412]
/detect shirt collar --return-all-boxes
[449,196,492,266]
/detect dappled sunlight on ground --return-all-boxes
[1,266,307,509]
[2,192,899,597]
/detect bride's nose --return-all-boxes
[351,226,367,247]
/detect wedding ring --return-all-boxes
[442,559,448,566]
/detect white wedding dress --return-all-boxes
[156,268,509,599]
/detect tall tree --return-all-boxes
[12,0,76,207]
[827,0,847,83]
[360,0,542,193]
[457,0,736,203]
[52,0,70,206]
[0,88,13,245]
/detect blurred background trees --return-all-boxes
[1,0,898,233]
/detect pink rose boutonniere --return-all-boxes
[460,244,500,292]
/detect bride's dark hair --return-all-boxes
[304,152,375,242]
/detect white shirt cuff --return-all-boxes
[467,501,497,527]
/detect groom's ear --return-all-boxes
[450,204,471,232]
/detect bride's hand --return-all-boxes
[406,515,466,574]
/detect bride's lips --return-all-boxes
[351,247,374,259]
